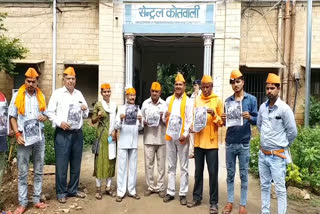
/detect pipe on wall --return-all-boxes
[52,0,57,93]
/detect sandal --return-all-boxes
[13,206,26,214]
[34,202,48,209]
[74,191,86,198]
[58,197,67,204]
[128,193,140,200]
[95,187,102,200]
[105,187,116,197]
[115,196,123,202]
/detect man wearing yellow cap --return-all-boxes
[114,88,143,202]
[220,70,258,214]
[141,82,167,198]
[257,73,297,214]
[91,83,117,199]
[186,75,223,214]
[8,68,48,213]
[163,73,193,206]
[47,67,89,203]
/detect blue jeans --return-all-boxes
[17,140,45,207]
[225,143,250,206]
[54,128,83,199]
[259,150,287,214]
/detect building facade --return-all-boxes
[0,0,319,127]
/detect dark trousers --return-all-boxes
[193,147,219,205]
[54,128,83,199]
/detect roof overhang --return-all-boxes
[240,62,285,69]
[12,59,45,64]
[61,60,99,66]
[301,64,320,69]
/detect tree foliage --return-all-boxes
[156,63,198,99]
[0,13,28,75]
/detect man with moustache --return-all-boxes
[114,88,143,202]
[141,82,167,198]
[47,67,89,203]
[186,75,223,214]
[257,73,297,214]
[163,73,193,206]
[221,70,258,214]
[8,68,48,214]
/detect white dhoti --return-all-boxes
[166,139,189,196]
[144,144,166,192]
[116,148,138,197]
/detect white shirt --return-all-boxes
[8,91,47,131]
[114,104,143,149]
[141,97,167,145]
[47,86,89,129]
[101,100,117,135]
[163,94,193,138]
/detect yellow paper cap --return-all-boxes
[230,69,243,80]
[63,67,76,76]
[266,73,281,84]
[126,88,136,95]
[175,72,185,83]
[201,75,213,83]
[101,83,111,90]
[151,82,161,91]
[25,68,39,78]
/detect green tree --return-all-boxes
[156,63,198,99]
[0,13,28,75]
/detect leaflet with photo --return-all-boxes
[125,104,138,125]
[23,119,42,146]
[146,107,161,127]
[166,115,182,141]
[225,100,243,127]
[193,107,207,132]
[0,106,8,136]
[67,104,82,129]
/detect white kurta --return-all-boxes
[114,104,142,197]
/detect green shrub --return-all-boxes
[82,122,96,147]
[249,136,260,177]
[250,127,320,194]
[310,96,320,127]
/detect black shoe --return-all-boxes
[209,204,219,214]
[163,194,174,203]
[187,200,201,208]
[179,196,187,206]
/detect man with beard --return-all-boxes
[8,68,48,214]
[257,73,297,214]
[221,70,258,214]
[114,88,143,202]
[186,75,223,214]
[47,67,89,203]
[163,73,193,206]
[141,82,167,198]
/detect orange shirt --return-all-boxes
[194,93,223,149]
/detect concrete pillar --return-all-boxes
[124,33,135,88]
[203,34,214,76]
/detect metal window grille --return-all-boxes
[243,71,269,107]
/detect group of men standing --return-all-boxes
[0,66,297,214]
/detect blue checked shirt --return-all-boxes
[8,91,47,132]
[257,97,297,150]
[225,92,258,144]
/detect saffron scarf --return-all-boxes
[165,93,187,141]
[14,84,46,115]
[200,92,216,141]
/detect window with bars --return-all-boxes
[241,68,278,107]
[311,69,320,99]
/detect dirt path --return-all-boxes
[2,135,320,214]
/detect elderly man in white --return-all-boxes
[114,87,143,202]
